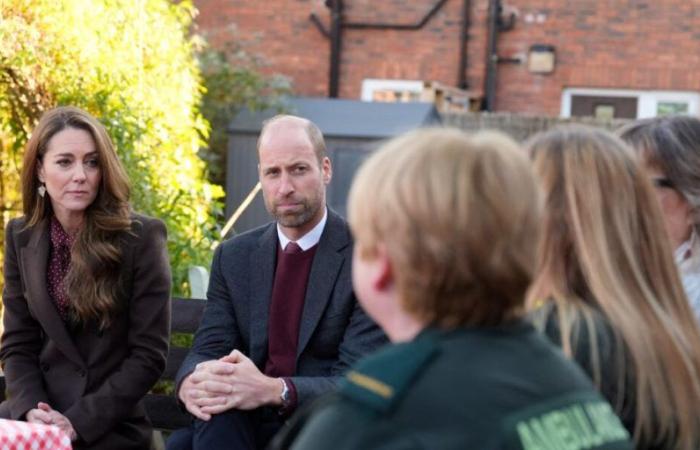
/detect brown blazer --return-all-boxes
[0,213,171,450]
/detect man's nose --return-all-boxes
[278,173,294,195]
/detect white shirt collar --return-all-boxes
[277,207,327,251]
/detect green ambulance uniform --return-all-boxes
[275,320,633,450]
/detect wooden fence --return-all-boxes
[441,111,632,143]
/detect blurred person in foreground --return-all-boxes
[272,128,633,450]
[527,125,700,449]
[619,116,700,321]
[0,106,171,449]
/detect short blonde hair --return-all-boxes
[348,127,541,327]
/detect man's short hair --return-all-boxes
[257,115,327,164]
[348,127,541,327]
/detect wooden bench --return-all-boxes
[0,297,206,447]
[146,297,206,432]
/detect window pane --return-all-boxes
[657,102,689,116]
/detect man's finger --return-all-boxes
[185,402,211,421]
[222,349,245,364]
[196,380,233,395]
[201,402,235,415]
[192,396,228,408]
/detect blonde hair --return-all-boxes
[527,125,700,449]
[22,106,132,328]
[348,127,541,327]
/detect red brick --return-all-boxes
[194,0,700,115]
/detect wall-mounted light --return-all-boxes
[528,44,555,74]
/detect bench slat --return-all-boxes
[162,346,190,381]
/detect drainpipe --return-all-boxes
[328,0,344,98]
[483,0,499,111]
[457,0,470,89]
[311,0,449,99]
[483,0,516,111]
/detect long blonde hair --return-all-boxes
[22,106,132,328]
[527,125,700,449]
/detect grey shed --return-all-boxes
[225,97,441,235]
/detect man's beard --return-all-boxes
[269,196,323,229]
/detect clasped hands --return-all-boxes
[26,402,77,441]
[179,350,284,421]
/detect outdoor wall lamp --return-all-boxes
[528,44,555,74]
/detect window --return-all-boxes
[361,79,424,103]
[561,88,699,119]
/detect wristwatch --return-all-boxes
[279,378,291,408]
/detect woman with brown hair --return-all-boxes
[527,125,700,450]
[1,106,171,449]
[619,116,700,321]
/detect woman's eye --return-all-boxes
[56,159,71,167]
[85,159,99,168]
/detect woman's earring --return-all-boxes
[38,184,46,197]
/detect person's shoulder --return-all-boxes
[337,335,439,414]
[287,396,385,450]
[5,216,35,246]
[218,221,275,251]
[6,216,28,233]
[321,208,352,248]
[128,212,166,238]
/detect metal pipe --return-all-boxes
[483,0,499,111]
[328,0,343,98]
[344,0,448,30]
[457,0,470,89]
[310,0,452,98]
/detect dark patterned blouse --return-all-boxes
[47,217,75,321]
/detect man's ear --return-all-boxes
[322,156,332,185]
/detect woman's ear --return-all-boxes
[37,163,45,183]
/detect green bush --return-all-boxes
[0,0,223,296]
[198,45,290,192]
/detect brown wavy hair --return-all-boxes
[21,106,132,328]
[527,125,700,449]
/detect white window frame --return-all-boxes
[561,88,700,118]
[360,79,424,102]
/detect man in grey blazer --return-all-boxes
[167,115,386,450]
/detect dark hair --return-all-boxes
[619,115,700,235]
[22,106,132,328]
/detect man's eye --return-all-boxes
[294,166,307,174]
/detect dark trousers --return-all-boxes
[166,408,283,450]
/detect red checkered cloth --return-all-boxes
[0,419,72,449]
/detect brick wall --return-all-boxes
[194,0,700,116]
